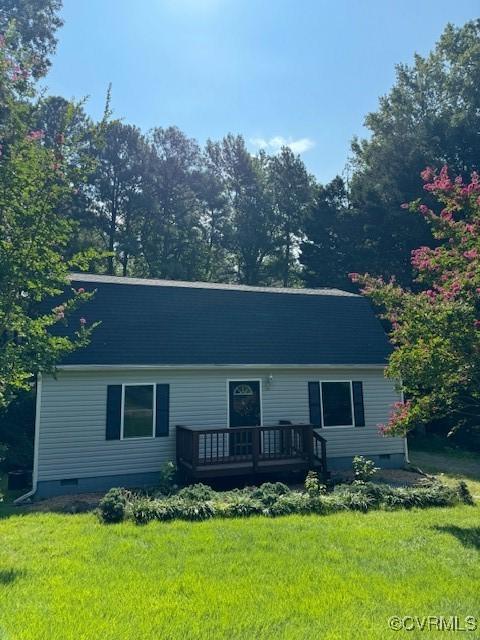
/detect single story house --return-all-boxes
[26,274,407,499]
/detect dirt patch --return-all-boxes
[330,466,427,487]
[28,492,104,514]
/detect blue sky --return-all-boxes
[43,0,479,183]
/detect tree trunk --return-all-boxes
[107,178,117,275]
[283,229,291,287]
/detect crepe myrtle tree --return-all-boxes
[0,28,99,408]
[350,166,480,436]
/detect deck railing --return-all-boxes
[176,423,327,479]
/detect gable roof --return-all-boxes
[59,273,391,367]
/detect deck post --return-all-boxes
[321,436,328,480]
[305,424,314,466]
[192,431,200,473]
[252,428,260,472]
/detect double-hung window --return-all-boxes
[122,384,155,438]
[321,381,354,427]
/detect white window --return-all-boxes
[121,384,155,438]
[320,381,354,427]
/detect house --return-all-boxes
[26,273,407,499]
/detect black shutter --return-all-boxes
[106,385,122,440]
[308,382,322,427]
[352,381,365,427]
[155,384,170,437]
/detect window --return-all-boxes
[321,381,353,427]
[122,384,155,438]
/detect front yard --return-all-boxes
[0,446,478,639]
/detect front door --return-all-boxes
[228,381,261,456]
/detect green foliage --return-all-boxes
[267,146,314,286]
[217,494,264,518]
[0,0,63,79]
[97,488,131,524]
[356,165,480,436]
[0,389,34,469]
[177,483,216,502]
[304,470,326,496]
[267,491,311,517]
[0,24,102,409]
[250,481,291,506]
[157,461,177,496]
[352,456,379,483]
[98,478,467,526]
[456,481,475,506]
[302,20,480,291]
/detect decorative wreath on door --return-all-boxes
[233,384,256,416]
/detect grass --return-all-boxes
[0,508,478,638]
[0,446,479,639]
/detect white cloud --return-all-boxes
[250,136,315,155]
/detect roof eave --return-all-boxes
[55,363,387,371]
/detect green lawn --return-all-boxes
[0,505,478,639]
[1,447,479,640]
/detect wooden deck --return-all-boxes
[176,423,327,480]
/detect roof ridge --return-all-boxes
[68,273,358,297]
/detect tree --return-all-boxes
[196,157,233,282]
[33,95,102,260]
[352,166,480,436]
[206,135,274,285]
[88,120,148,275]
[268,147,313,286]
[0,28,97,409]
[139,127,207,280]
[349,20,480,286]
[0,0,63,78]
[300,176,357,290]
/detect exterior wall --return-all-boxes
[36,367,405,496]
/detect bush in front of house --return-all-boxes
[352,455,379,483]
[157,461,178,495]
[97,477,474,525]
[177,483,216,502]
[217,494,264,518]
[98,488,132,523]
[304,470,327,497]
[250,482,290,507]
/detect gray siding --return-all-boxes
[37,368,404,482]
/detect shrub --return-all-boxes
[97,476,466,525]
[250,482,291,506]
[218,495,263,518]
[456,481,475,505]
[304,471,326,497]
[268,492,311,517]
[97,488,131,523]
[157,461,177,495]
[177,483,216,502]
[131,498,161,525]
[352,456,379,482]
[339,491,377,512]
[341,481,392,507]
[311,493,347,514]
[383,482,459,510]
[176,500,216,521]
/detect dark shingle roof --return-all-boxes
[60,273,391,366]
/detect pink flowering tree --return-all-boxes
[0,27,101,408]
[351,166,480,436]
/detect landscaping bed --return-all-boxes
[98,474,473,525]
